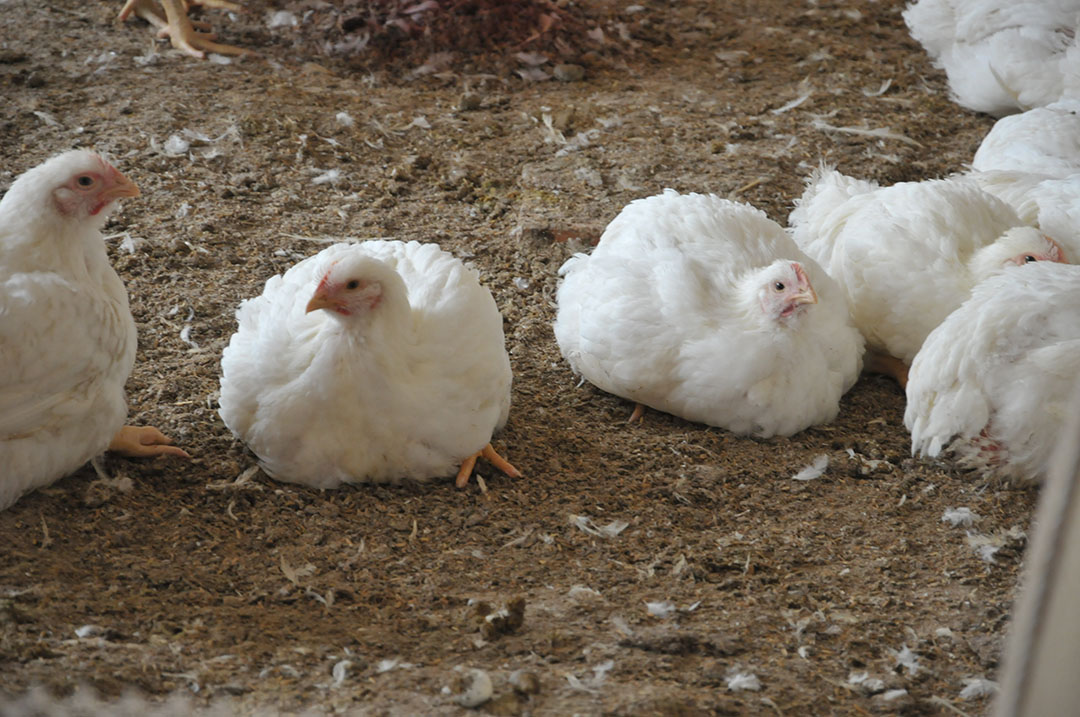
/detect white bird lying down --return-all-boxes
[972,100,1080,177]
[966,101,1080,257]
[789,166,1067,387]
[906,262,1080,483]
[554,189,863,438]
[0,150,189,511]
[903,0,1080,116]
[218,240,519,489]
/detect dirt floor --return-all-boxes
[0,0,1040,714]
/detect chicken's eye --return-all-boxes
[76,175,95,188]
[1024,255,1037,263]
[345,280,361,290]
[773,281,785,291]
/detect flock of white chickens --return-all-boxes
[2,0,1080,518]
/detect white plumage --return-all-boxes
[554,189,863,438]
[905,262,1080,482]
[218,240,515,489]
[0,150,139,510]
[972,99,1080,176]
[903,0,1080,116]
[789,167,1065,369]
[967,101,1080,257]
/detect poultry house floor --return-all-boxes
[0,0,1036,714]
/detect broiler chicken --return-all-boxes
[0,150,189,511]
[789,166,1068,387]
[905,261,1080,483]
[218,240,519,489]
[967,100,1080,257]
[119,0,248,59]
[553,189,864,438]
[903,0,1080,116]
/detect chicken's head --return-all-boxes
[757,260,818,321]
[973,227,1070,278]
[305,255,399,318]
[1,150,140,229]
[1002,233,1068,266]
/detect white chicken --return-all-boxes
[903,0,1080,116]
[553,189,864,438]
[966,101,1080,257]
[971,99,1080,176]
[789,167,1067,386]
[905,261,1080,483]
[0,150,189,511]
[218,240,519,489]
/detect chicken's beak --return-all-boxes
[306,291,334,314]
[791,286,817,306]
[101,171,141,203]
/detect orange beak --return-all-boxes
[306,290,335,314]
[101,164,141,202]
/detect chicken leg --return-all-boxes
[108,425,191,459]
[455,443,521,488]
[864,348,910,389]
[119,0,248,59]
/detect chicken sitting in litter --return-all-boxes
[119,0,248,59]
[554,189,864,438]
[218,240,519,489]
[0,150,189,511]
[789,166,1067,387]
[906,261,1080,483]
[903,0,1080,116]
[966,100,1080,258]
